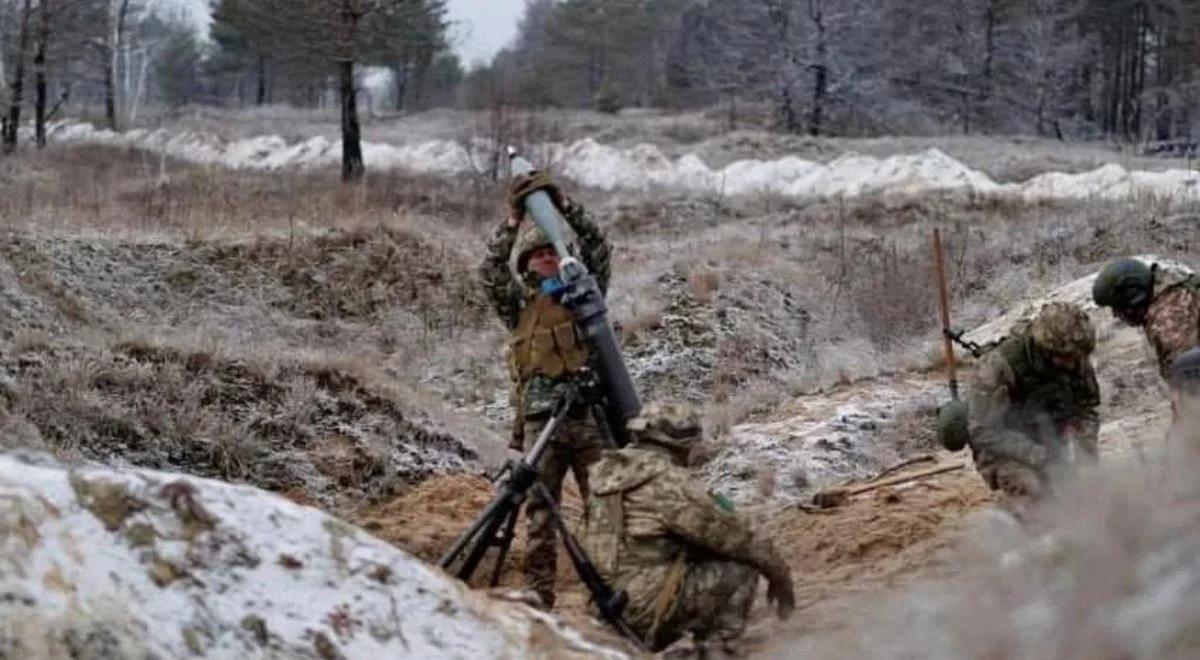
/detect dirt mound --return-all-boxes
[2,337,476,511]
[197,225,490,325]
[773,467,992,598]
[0,225,490,342]
[356,473,587,592]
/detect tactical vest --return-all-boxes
[508,294,589,383]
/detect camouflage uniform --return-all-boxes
[480,194,612,609]
[1143,264,1200,379]
[581,403,794,652]
[968,302,1100,503]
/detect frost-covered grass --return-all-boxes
[3,139,1197,472]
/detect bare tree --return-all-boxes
[103,0,130,130]
[2,0,33,154]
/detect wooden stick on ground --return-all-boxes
[872,454,937,480]
[810,462,966,509]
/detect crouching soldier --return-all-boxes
[1093,257,1199,379]
[581,402,795,655]
[967,302,1100,507]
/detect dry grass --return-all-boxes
[5,137,1199,458]
[0,143,505,238]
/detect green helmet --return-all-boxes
[1092,258,1153,309]
[515,226,555,274]
[1030,301,1096,358]
[936,399,970,452]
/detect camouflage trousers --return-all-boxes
[522,414,606,609]
[643,561,758,653]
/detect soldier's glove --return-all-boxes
[764,563,796,620]
[508,170,565,221]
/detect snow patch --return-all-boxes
[0,452,623,659]
[42,121,1200,203]
[705,380,940,503]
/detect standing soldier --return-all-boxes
[1092,257,1200,378]
[479,170,613,610]
[965,302,1101,508]
[581,402,795,655]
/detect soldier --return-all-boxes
[479,169,613,610]
[581,402,795,655]
[966,301,1100,505]
[1092,257,1200,379]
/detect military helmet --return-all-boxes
[1168,347,1200,393]
[627,401,702,455]
[935,399,970,452]
[1030,301,1096,358]
[1092,258,1153,309]
[515,226,556,274]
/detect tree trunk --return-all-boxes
[106,0,130,131]
[982,0,996,99]
[256,55,268,106]
[393,58,409,112]
[340,59,364,182]
[130,48,149,124]
[3,0,34,154]
[778,84,800,133]
[809,2,827,137]
[34,0,48,148]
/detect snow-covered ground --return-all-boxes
[40,121,1200,202]
[0,452,624,659]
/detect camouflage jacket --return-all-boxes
[580,448,788,631]
[479,197,612,416]
[1145,263,1200,379]
[968,333,1100,470]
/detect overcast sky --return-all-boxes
[447,0,524,66]
[168,0,523,67]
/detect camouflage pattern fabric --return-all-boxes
[647,560,757,653]
[521,414,607,609]
[967,328,1101,497]
[580,447,791,651]
[1030,301,1095,358]
[1145,285,1200,379]
[480,197,613,417]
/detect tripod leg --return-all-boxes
[438,486,513,570]
[490,505,520,587]
[590,402,619,449]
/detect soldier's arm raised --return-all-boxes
[968,354,1048,466]
[1145,287,1200,378]
[479,219,524,330]
[561,198,613,294]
